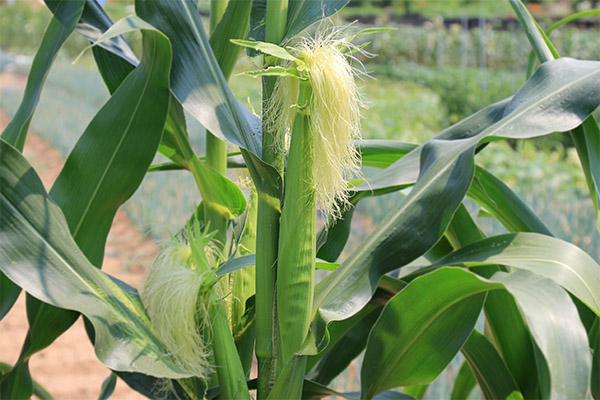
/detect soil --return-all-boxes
[0,72,155,399]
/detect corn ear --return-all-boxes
[277,81,316,365]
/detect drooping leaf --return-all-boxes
[468,167,551,235]
[52,18,172,267]
[357,140,417,169]
[2,11,175,397]
[433,232,600,315]
[0,273,20,321]
[361,268,493,398]
[307,58,600,357]
[0,140,192,378]
[209,0,253,80]
[461,330,523,400]
[491,270,591,399]
[1,0,85,151]
[450,361,477,400]
[308,305,382,386]
[360,267,591,399]
[0,362,54,400]
[574,116,600,231]
[439,208,542,398]
[136,0,262,157]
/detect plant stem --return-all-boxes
[205,0,231,253]
[256,1,288,398]
[209,0,229,35]
[276,81,315,368]
[508,0,554,64]
[266,0,288,46]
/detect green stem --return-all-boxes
[209,0,229,35]
[276,81,315,368]
[508,0,554,63]
[205,0,231,253]
[265,0,289,45]
[256,1,288,398]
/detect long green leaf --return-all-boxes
[491,270,591,399]
[450,361,476,400]
[136,0,262,156]
[1,0,84,150]
[52,22,172,267]
[574,117,600,231]
[0,140,191,378]
[17,14,171,357]
[0,362,54,400]
[361,268,493,398]
[461,330,522,400]
[1,10,175,398]
[209,0,253,80]
[441,200,542,398]
[308,306,382,386]
[361,267,590,399]
[358,140,417,168]
[79,16,248,220]
[468,167,551,235]
[0,273,20,321]
[308,138,477,356]
[510,0,600,231]
[307,58,600,356]
[434,232,600,315]
[0,0,85,326]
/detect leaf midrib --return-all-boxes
[368,285,489,396]
[71,36,158,238]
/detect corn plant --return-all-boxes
[1,0,599,399]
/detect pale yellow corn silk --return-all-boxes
[141,232,220,378]
[265,29,365,219]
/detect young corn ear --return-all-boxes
[140,229,219,378]
[265,29,364,219]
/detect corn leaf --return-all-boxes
[136,0,262,157]
[461,330,522,400]
[210,0,252,80]
[361,268,492,397]
[0,274,20,321]
[0,140,192,378]
[362,268,590,399]
[468,167,551,235]
[450,362,477,400]
[1,0,84,151]
[491,270,591,399]
[433,232,600,315]
[307,58,600,358]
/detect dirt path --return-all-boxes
[0,74,156,399]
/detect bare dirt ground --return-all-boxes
[0,73,156,399]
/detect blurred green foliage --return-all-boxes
[370,63,522,123]
[361,23,600,73]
